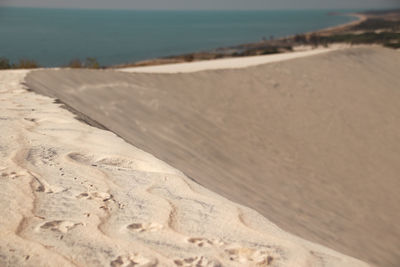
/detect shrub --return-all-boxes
[183,54,194,62]
[0,57,11,69]
[309,34,322,47]
[294,34,307,44]
[67,58,83,68]
[384,42,400,49]
[85,57,100,69]
[261,47,279,55]
[350,19,400,31]
[12,59,39,69]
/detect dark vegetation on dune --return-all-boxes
[350,18,400,31]
[0,57,102,70]
[362,8,400,15]
[0,58,40,69]
[293,18,400,48]
[293,31,400,48]
[66,57,101,69]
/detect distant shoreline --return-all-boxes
[114,9,400,69]
[113,12,368,69]
[1,9,399,70]
[313,13,367,35]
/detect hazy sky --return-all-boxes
[1,0,399,10]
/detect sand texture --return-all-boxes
[0,71,370,266]
[25,46,400,266]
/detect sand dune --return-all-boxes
[0,70,369,266]
[25,46,400,266]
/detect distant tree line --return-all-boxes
[0,57,102,70]
[66,57,101,69]
[349,19,400,31]
[0,58,40,69]
[292,32,400,48]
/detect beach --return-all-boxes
[312,13,367,35]
[119,46,339,73]
[23,46,400,266]
[0,66,372,266]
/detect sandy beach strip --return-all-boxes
[312,13,367,35]
[119,46,339,73]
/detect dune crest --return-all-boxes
[0,70,368,266]
[25,46,400,266]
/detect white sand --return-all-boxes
[119,47,339,73]
[0,70,369,266]
[25,46,400,266]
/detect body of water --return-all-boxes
[0,8,359,67]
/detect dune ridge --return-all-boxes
[25,46,400,266]
[0,70,369,266]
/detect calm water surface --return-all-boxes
[0,8,359,66]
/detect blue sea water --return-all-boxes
[0,8,359,67]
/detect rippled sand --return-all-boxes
[24,46,400,266]
[0,70,369,266]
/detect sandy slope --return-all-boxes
[0,71,370,266]
[25,46,400,267]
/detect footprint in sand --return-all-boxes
[23,117,36,123]
[96,157,136,170]
[187,237,224,248]
[224,247,275,266]
[76,191,112,202]
[29,172,65,194]
[0,171,23,180]
[67,152,92,165]
[127,222,163,233]
[68,152,136,170]
[39,220,82,234]
[110,254,158,267]
[27,146,58,167]
[173,256,220,267]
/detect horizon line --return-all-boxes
[0,5,394,12]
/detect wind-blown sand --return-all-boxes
[25,46,400,267]
[0,71,369,266]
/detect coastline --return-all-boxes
[0,8,369,69]
[117,11,369,73]
[114,11,368,69]
[2,9,397,70]
[311,13,367,35]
